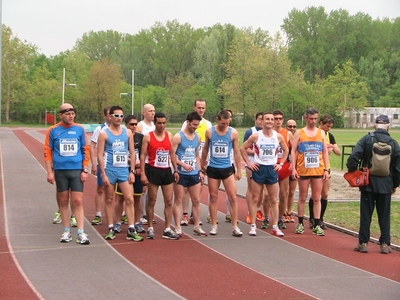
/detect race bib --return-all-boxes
[113,150,128,167]
[199,142,205,155]
[259,144,275,162]
[305,152,319,168]
[276,146,283,158]
[211,141,228,158]
[59,138,78,156]
[135,149,139,164]
[155,150,169,167]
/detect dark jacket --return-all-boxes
[346,129,400,194]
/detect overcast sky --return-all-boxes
[3,0,399,56]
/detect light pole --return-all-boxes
[120,69,134,115]
[62,68,77,104]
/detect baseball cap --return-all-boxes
[375,115,390,124]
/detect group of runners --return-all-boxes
[45,100,341,244]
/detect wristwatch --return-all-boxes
[131,169,136,175]
[280,162,284,166]
[83,168,88,173]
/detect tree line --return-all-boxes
[2,6,399,126]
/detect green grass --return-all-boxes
[300,201,400,246]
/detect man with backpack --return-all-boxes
[347,114,400,254]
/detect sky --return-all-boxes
[2,0,400,57]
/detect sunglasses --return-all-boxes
[128,122,138,126]
[59,107,76,114]
[274,117,283,120]
[287,125,297,128]
[112,114,124,118]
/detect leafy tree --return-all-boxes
[83,58,124,122]
[75,30,123,61]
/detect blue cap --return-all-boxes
[375,115,390,124]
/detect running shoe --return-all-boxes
[246,214,251,224]
[261,218,269,229]
[287,214,295,223]
[134,222,146,233]
[121,214,128,225]
[175,227,183,237]
[53,211,62,224]
[127,228,144,242]
[193,226,207,236]
[140,216,148,225]
[283,213,290,223]
[249,225,257,236]
[76,232,90,245]
[312,225,325,236]
[278,219,286,230]
[295,223,305,234]
[256,210,264,222]
[380,243,392,254]
[206,215,212,223]
[320,221,327,230]
[91,215,102,226]
[225,214,232,223]
[180,215,189,226]
[189,216,202,225]
[162,229,179,240]
[70,215,77,227]
[105,228,116,240]
[147,227,155,239]
[354,243,368,253]
[209,225,218,235]
[271,227,284,237]
[60,231,72,243]
[114,223,122,233]
[232,226,243,237]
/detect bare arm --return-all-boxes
[140,134,150,185]
[201,128,211,171]
[232,129,242,180]
[291,130,300,179]
[240,133,259,170]
[97,131,109,186]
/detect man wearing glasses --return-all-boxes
[44,103,90,244]
[97,106,143,242]
[285,119,297,223]
[272,110,293,229]
[114,115,147,234]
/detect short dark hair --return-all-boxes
[263,111,274,117]
[124,114,138,124]
[255,111,264,119]
[217,110,231,120]
[193,98,206,106]
[320,114,334,124]
[109,106,123,115]
[103,106,112,116]
[226,109,233,117]
[305,108,319,116]
[273,109,284,117]
[154,112,167,122]
[186,111,202,122]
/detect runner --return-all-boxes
[140,112,179,240]
[44,103,90,244]
[309,114,341,229]
[285,119,297,223]
[243,112,264,224]
[97,105,143,242]
[201,110,243,237]
[273,110,293,230]
[114,114,147,234]
[171,112,207,237]
[180,99,212,226]
[240,112,289,237]
[291,108,329,236]
[89,106,112,226]
[137,103,156,225]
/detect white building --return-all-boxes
[348,107,400,128]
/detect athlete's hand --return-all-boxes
[91,166,97,176]
[141,174,149,186]
[103,175,110,186]
[246,163,259,171]
[235,171,242,181]
[81,171,88,183]
[47,172,55,185]
[129,172,135,184]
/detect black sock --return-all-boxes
[183,212,188,216]
[314,218,321,228]
[298,217,304,225]
[308,198,314,220]
[320,198,328,221]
